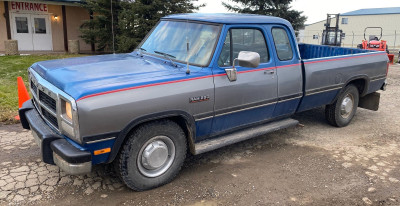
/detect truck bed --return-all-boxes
[296,44,388,112]
[298,43,375,59]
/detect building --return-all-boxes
[0,0,92,53]
[300,7,400,50]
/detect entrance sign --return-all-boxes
[11,2,48,13]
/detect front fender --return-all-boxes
[106,110,196,163]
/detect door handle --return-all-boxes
[264,70,275,74]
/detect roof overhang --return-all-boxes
[9,0,82,6]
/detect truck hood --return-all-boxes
[31,53,194,100]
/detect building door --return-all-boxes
[30,14,52,51]
[11,13,52,51]
[11,13,33,51]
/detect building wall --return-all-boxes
[0,1,90,52]
[66,6,91,51]
[0,1,7,51]
[48,4,64,51]
[301,14,400,50]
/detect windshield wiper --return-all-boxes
[154,50,177,67]
[137,47,147,57]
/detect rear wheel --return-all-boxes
[325,85,359,127]
[116,120,187,191]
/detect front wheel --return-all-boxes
[116,120,187,191]
[325,85,359,127]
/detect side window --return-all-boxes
[218,31,231,67]
[272,28,293,61]
[218,28,269,67]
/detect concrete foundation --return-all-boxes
[5,40,19,55]
[68,40,80,54]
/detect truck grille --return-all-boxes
[30,74,59,130]
[30,81,37,96]
[39,90,57,112]
[42,108,58,127]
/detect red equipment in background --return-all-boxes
[358,27,394,64]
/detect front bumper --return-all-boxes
[19,100,92,175]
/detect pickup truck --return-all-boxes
[19,13,388,191]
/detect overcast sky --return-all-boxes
[197,0,400,24]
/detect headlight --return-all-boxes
[60,98,81,143]
[65,102,72,120]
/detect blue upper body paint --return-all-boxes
[30,13,380,102]
[30,53,210,100]
[30,14,298,101]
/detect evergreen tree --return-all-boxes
[80,0,203,53]
[222,0,307,31]
[80,0,120,51]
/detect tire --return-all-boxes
[325,85,359,127]
[116,120,187,191]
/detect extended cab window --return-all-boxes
[218,29,269,67]
[272,28,293,61]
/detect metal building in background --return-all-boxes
[299,7,400,51]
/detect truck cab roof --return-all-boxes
[161,13,293,28]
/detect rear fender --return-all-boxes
[330,76,370,104]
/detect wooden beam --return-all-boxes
[4,1,11,39]
[62,5,68,52]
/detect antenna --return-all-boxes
[111,0,115,54]
[186,19,190,74]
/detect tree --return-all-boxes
[222,0,307,31]
[80,0,120,52]
[80,0,204,53]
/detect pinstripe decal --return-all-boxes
[76,52,385,101]
[303,52,386,65]
[76,64,300,101]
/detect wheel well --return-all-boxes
[347,78,367,96]
[116,116,196,161]
[168,116,196,154]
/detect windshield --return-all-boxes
[139,21,221,66]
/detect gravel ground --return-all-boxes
[0,64,399,206]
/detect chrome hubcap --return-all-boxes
[142,141,168,170]
[340,94,354,118]
[137,136,175,177]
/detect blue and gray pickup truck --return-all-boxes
[19,13,388,191]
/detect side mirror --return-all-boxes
[225,51,260,82]
[237,51,260,68]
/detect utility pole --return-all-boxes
[111,0,115,54]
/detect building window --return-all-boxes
[341,18,348,24]
[16,17,29,33]
[313,35,319,39]
[34,18,47,34]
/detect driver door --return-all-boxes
[211,26,278,135]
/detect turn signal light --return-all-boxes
[94,148,111,155]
